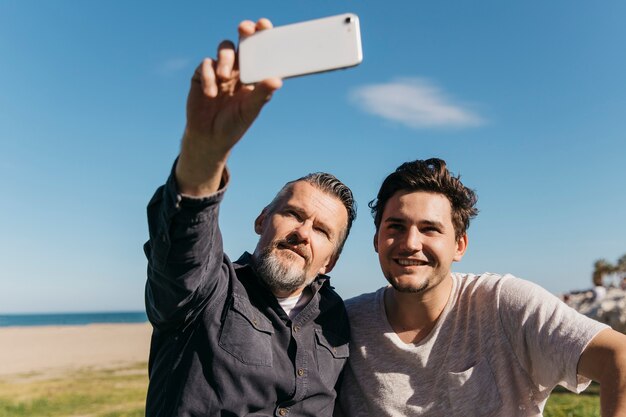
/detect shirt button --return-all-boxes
[278,407,288,416]
[297,368,304,377]
[252,319,258,326]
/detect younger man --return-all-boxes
[337,158,626,416]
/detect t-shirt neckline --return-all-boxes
[376,274,459,349]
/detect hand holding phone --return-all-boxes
[177,18,282,196]
[238,13,363,84]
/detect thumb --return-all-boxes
[242,78,283,118]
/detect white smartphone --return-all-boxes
[238,13,363,84]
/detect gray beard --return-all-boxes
[254,247,313,295]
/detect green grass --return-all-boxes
[0,363,148,417]
[544,383,601,417]
[0,363,601,416]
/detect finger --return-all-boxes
[247,77,282,109]
[216,40,236,80]
[238,20,256,38]
[192,58,217,98]
[256,18,273,31]
[238,77,282,125]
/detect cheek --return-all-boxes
[430,240,458,259]
[378,237,394,253]
[260,225,278,241]
[313,236,334,256]
[270,219,295,237]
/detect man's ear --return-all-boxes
[373,231,379,253]
[453,233,468,262]
[254,208,268,235]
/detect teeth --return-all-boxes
[397,259,424,266]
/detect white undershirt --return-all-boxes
[277,287,313,320]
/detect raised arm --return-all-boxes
[577,328,626,416]
[175,18,282,196]
[145,19,282,330]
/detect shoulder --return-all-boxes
[311,277,348,314]
[445,273,512,326]
[494,274,561,309]
[344,287,385,321]
[319,281,346,308]
[452,272,545,298]
[345,288,381,309]
[486,273,599,335]
[452,272,511,300]
[344,288,388,340]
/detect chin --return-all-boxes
[392,283,430,294]
[387,276,430,293]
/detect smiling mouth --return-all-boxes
[395,259,428,267]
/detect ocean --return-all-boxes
[0,311,149,327]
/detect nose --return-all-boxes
[288,220,313,244]
[400,226,422,253]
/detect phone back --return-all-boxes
[238,13,363,84]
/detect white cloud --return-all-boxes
[155,58,190,76]
[350,78,485,129]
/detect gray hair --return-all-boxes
[267,172,357,257]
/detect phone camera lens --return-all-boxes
[344,16,353,24]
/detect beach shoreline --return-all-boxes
[0,322,152,378]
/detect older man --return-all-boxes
[144,19,356,416]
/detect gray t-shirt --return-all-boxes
[337,273,608,417]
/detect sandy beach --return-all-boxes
[0,322,152,378]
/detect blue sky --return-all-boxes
[1,1,625,313]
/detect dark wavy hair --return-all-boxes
[268,172,357,257]
[369,158,478,239]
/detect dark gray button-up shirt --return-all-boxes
[144,170,350,417]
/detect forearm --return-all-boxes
[578,328,626,417]
[175,131,230,197]
[145,173,228,329]
[599,351,626,416]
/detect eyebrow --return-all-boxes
[383,216,406,224]
[383,217,445,229]
[284,204,334,237]
[283,205,312,223]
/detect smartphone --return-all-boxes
[238,13,363,84]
